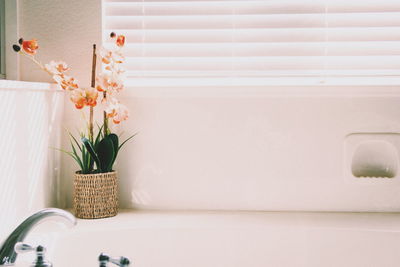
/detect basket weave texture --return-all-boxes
[73,171,118,219]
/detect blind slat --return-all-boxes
[124,56,400,71]
[105,42,400,57]
[106,13,400,29]
[104,27,400,43]
[125,69,400,77]
[105,0,400,16]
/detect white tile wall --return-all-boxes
[0,80,63,240]
[59,86,400,211]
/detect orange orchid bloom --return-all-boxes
[112,103,129,124]
[96,72,123,93]
[85,87,98,107]
[22,39,39,55]
[53,75,79,91]
[45,61,69,75]
[101,49,112,64]
[100,48,124,66]
[104,98,129,124]
[116,35,125,47]
[70,87,98,109]
[96,73,109,92]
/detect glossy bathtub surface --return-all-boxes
[30,210,400,267]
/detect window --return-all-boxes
[0,0,5,79]
[103,0,400,86]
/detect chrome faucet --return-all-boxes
[99,253,131,267]
[14,243,53,267]
[0,208,76,266]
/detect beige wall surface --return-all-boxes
[19,0,102,84]
[17,0,103,208]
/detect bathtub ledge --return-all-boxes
[0,80,61,91]
[66,210,400,233]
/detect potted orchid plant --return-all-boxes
[13,32,134,219]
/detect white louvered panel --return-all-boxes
[328,13,400,27]
[327,0,400,12]
[105,14,327,29]
[123,76,400,87]
[103,28,400,43]
[105,42,400,57]
[103,28,327,43]
[325,56,400,69]
[124,56,400,71]
[104,1,326,16]
[327,27,400,42]
[126,69,400,78]
[104,0,400,15]
[104,2,324,16]
[103,0,400,85]
[105,13,400,30]
[105,43,325,57]
[125,56,325,71]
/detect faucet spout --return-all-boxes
[0,208,76,266]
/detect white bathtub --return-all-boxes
[15,210,400,267]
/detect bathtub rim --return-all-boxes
[0,80,61,92]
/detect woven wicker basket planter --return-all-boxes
[73,171,118,219]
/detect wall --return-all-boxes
[53,85,400,212]
[113,87,400,212]
[17,0,103,208]
[0,80,63,239]
[19,0,103,84]
[16,1,400,212]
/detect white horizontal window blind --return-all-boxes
[103,0,400,86]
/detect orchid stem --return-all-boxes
[19,51,53,76]
[89,107,94,142]
[103,91,108,136]
[89,44,97,142]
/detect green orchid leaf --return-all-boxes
[70,141,84,170]
[95,124,104,147]
[82,137,101,171]
[97,136,115,172]
[118,132,137,150]
[53,147,84,171]
[108,133,119,167]
[68,131,82,152]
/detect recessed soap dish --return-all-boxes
[351,141,397,178]
[344,133,400,183]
